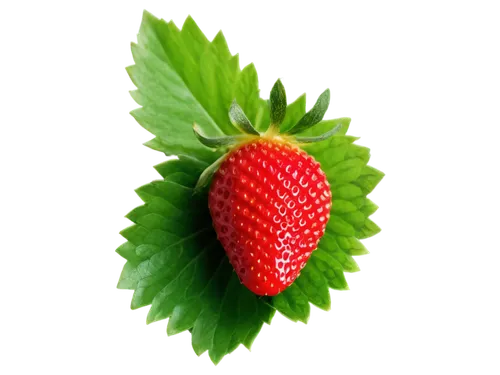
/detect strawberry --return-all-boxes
[194,79,340,296]
[208,139,331,295]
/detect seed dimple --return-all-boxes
[299,176,308,188]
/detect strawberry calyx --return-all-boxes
[193,79,341,192]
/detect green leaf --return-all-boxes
[328,158,365,185]
[287,89,331,134]
[336,236,369,256]
[327,215,356,236]
[318,233,360,272]
[269,79,287,129]
[339,211,367,230]
[125,10,241,163]
[332,199,358,214]
[354,166,385,195]
[116,241,140,264]
[355,198,379,217]
[117,168,274,364]
[154,156,206,179]
[272,283,310,323]
[310,251,349,290]
[117,260,140,289]
[294,261,331,310]
[331,183,364,200]
[356,218,382,239]
[346,144,371,164]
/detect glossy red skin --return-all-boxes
[208,139,332,296]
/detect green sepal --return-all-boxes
[269,79,287,131]
[287,88,330,134]
[294,124,342,143]
[193,124,249,149]
[228,100,260,135]
[193,154,227,194]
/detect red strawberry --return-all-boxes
[208,139,331,296]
